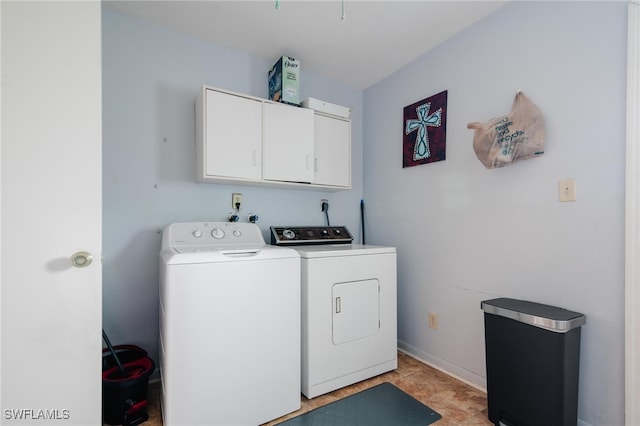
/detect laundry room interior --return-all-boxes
[99,2,630,426]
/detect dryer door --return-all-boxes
[332,279,380,345]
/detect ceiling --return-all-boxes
[102,1,507,90]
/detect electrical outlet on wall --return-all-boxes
[428,312,439,330]
[232,193,242,209]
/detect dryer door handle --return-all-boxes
[335,297,341,314]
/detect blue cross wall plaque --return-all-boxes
[403,90,447,167]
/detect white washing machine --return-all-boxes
[271,226,397,399]
[159,222,301,426]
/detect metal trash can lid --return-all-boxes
[481,298,586,333]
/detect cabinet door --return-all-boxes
[203,89,262,180]
[263,102,314,183]
[314,114,351,188]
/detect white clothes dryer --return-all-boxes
[160,222,300,426]
[271,226,397,399]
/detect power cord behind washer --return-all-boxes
[321,199,330,226]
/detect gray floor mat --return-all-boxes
[280,382,442,426]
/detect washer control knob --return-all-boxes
[283,229,295,240]
[233,229,241,237]
[211,228,225,239]
[192,230,203,238]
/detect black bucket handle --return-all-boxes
[102,329,128,378]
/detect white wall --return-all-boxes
[102,11,364,370]
[363,2,627,425]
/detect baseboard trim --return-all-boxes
[397,340,487,392]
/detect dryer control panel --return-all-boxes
[270,226,353,245]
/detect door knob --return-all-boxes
[71,251,93,268]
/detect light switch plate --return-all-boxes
[559,178,576,202]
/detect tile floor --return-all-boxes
[133,351,492,426]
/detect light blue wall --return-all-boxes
[102,10,364,372]
[104,2,628,425]
[363,2,627,425]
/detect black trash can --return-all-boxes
[481,298,586,426]
[102,345,155,426]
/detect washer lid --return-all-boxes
[160,221,301,264]
[162,244,300,264]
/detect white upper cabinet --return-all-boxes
[196,88,262,182]
[196,85,351,190]
[313,113,351,188]
[263,102,314,183]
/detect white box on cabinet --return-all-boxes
[302,97,351,119]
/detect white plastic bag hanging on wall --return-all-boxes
[467,92,545,169]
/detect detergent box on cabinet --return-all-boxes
[268,56,300,106]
